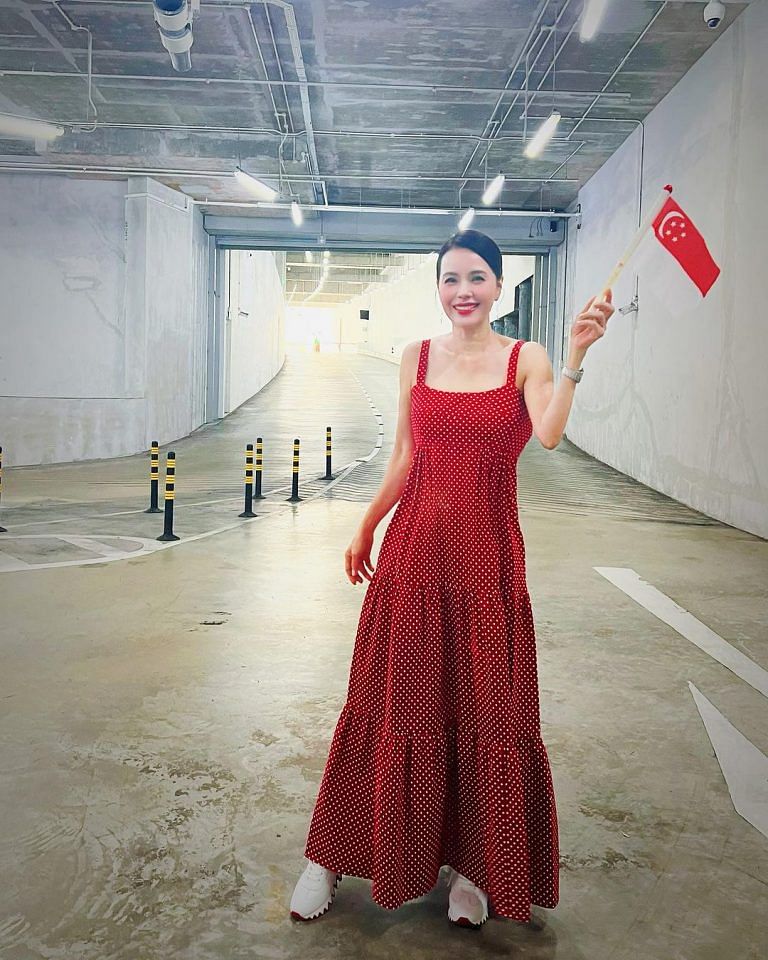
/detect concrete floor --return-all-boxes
[0,349,766,959]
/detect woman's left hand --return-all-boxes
[570,289,615,352]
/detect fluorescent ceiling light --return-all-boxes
[233,166,277,201]
[458,207,475,231]
[323,250,330,260]
[305,251,313,262]
[0,114,64,142]
[523,111,561,158]
[481,173,505,206]
[290,201,303,226]
[580,0,608,42]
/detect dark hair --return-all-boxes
[436,229,503,282]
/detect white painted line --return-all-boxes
[5,461,368,530]
[1,373,388,565]
[55,536,131,558]
[301,463,360,501]
[688,682,768,840]
[594,567,768,698]
[0,521,270,572]
[0,550,31,572]
[0,536,160,572]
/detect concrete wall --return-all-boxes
[0,175,139,465]
[128,178,211,449]
[0,175,213,466]
[342,252,536,363]
[564,1,767,538]
[225,249,286,414]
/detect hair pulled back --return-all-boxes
[435,229,503,283]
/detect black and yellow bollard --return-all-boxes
[287,438,302,503]
[324,425,335,481]
[157,451,180,542]
[0,446,6,533]
[239,443,257,518]
[253,436,265,500]
[145,440,162,513]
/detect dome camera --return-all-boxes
[703,1,725,29]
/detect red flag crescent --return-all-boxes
[651,196,720,296]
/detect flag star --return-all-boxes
[672,237,678,242]
[681,232,687,238]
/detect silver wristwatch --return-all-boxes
[562,364,584,383]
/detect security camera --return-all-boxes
[703,1,725,29]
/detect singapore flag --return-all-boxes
[651,192,721,296]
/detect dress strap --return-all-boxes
[506,339,525,388]
[416,339,431,385]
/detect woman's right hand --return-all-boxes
[345,527,375,585]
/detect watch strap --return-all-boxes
[562,364,584,382]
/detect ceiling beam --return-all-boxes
[207,209,565,251]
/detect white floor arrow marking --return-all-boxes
[688,682,768,839]
[594,567,768,698]
[594,566,768,840]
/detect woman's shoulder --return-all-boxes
[401,339,424,363]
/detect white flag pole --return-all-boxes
[598,184,673,296]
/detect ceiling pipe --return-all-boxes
[262,2,295,134]
[457,0,566,188]
[0,161,578,186]
[0,68,631,101]
[259,0,324,205]
[473,3,580,178]
[198,200,578,218]
[0,163,579,215]
[49,0,98,131]
[568,3,667,139]
[38,118,641,145]
[245,5,285,133]
[152,0,195,72]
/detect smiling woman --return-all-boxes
[292,223,614,927]
[436,230,504,333]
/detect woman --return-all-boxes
[290,229,614,928]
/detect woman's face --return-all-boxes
[437,247,502,325]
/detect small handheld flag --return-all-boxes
[651,193,721,296]
[599,184,721,299]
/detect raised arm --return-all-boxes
[523,291,614,449]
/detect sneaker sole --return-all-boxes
[289,873,343,921]
[448,911,488,930]
[449,918,486,929]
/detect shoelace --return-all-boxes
[305,861,331,884]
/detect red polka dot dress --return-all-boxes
[304,338,559,923]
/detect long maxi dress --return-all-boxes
[303,337,559,923]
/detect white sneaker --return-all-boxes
[289,859,343,921]
[446,867,489,928]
